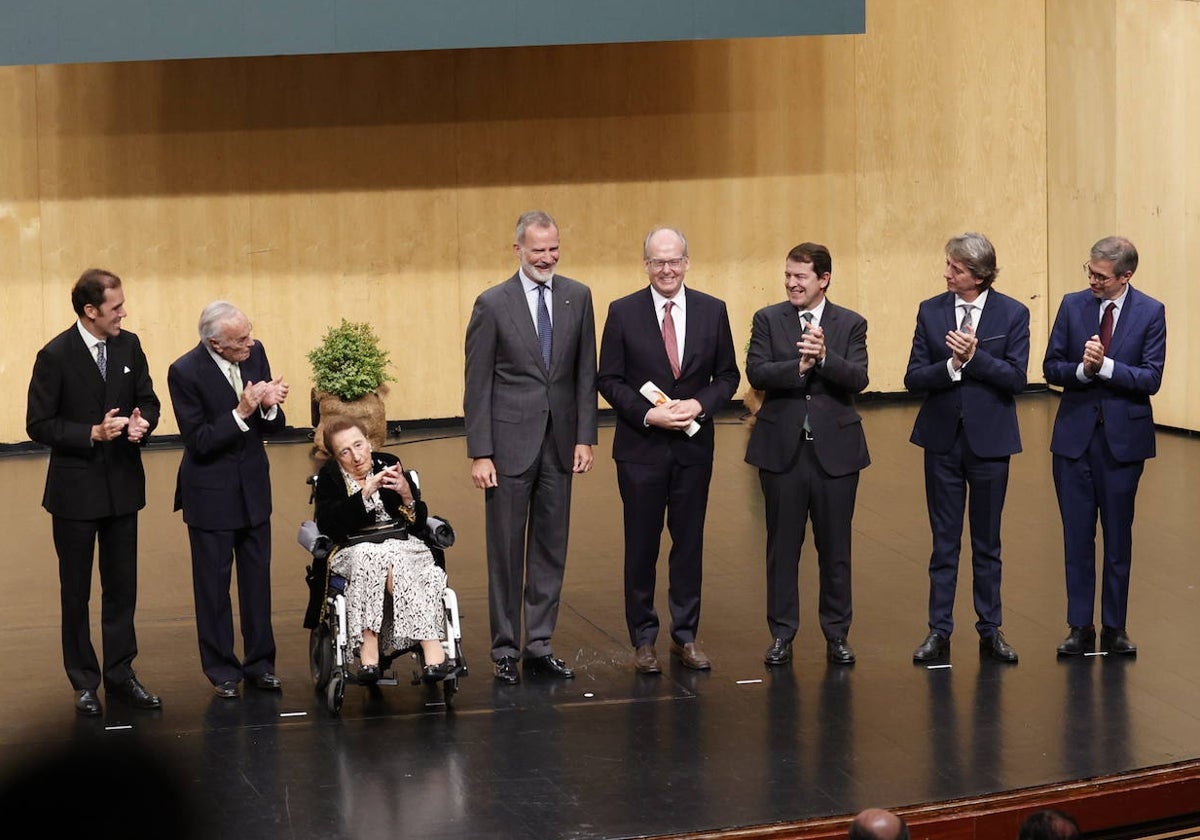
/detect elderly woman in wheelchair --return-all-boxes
[312,418,454,685]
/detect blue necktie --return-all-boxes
[536,283,552,371]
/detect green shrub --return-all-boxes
[307,319,395,401]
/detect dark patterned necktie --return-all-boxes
[1099,301,1114,351]
[536,283,552,371]
[96,341,107,380]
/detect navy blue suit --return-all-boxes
[168,341,286,685]
[597,286,740,647]
[1043,286,1165,629]
[905,290,1029,638]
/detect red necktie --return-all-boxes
[1099,302,1114,351]
[662,301,681,380]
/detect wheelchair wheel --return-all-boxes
[310,626,333,689]
[325,671,345,715]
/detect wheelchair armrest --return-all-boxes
[297,520,333,560]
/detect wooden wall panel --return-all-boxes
[1048,0,1200,430]
[1,66,44,442]
[855,0,1048,393]
[7,1,1198,440]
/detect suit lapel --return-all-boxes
[942,293,959,335]
[67,329,107,404]
[549,275,573,374]
[502,275,546,376]
[779,303,803,349]
[1107,287,1136,357]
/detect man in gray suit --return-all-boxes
[464,210,598,685]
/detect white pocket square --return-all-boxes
[123,365,131,374]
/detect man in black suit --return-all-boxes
[745,243,869,667]
[597,227,740,674]
[168,301,289,698]
[464,210,598,685]
[905,233,1028,664]
[27,268,163,715]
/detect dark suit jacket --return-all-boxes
[904,290,1030,458]
[464,273,598,475]
[1043,286,1165,463]
[313,452,427,544]
[597,286,740,465]
[26,326,160,519]
[167,342,287,530]
[744,300,869,477]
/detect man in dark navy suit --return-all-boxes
[745,243,870,667]
[27,268,163,716]
[597,227,740,674]
[1044,236,1165,656]
[169,301,289,697]
[905,233,1029,664]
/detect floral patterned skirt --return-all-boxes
[331,536,447,655]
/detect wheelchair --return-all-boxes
[298,470,467,715]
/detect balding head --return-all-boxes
[849,808,909,840]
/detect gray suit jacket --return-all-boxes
[464,273,598,475]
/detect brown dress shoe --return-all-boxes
[634,644,661,674]
[670,641,711,671]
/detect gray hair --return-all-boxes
[945,232,999,289]
[198,300,244,340]
[1090,236,1138,277]
[643,227,689,260]
[515,210,557,245]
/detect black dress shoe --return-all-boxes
[105,676,162,709]
[75,689,102,716]
[913,631,950,662]
[422,660,455,683]
[1100,626,1137,655]
[826,638,856,665]
[213,680,240,699]
[248,673,282,691]
[1056,625,1096,656]
[524,654,575,679]
[979,630,1018,663]
[764,637,793,666]
[494,656,520,685]
[357,664,380,685]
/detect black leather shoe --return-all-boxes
[1056,626,1096,656]
[248,673,282,691]
[979,630,1018,663]
[75,689,102,716]
[1100,626,1137,655]
[826,638,856,665]
[764,637,793,666]
[105,676,162,709]
[422,660,455,683]
[913,631,950,662]
[357,664,380,685]
[213,680,240,698]
[524,654,575,679]
[494,656,520,685]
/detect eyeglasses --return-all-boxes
[647,258,685,271]
[1083,263,1117,283]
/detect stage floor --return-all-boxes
[3,394,1200,839]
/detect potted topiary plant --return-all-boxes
[307,319,396,456]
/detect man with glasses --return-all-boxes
[168,301,290,697]
[1044,236,1165,656]
[597,227,740,673]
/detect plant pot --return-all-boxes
[312,391,387,457]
